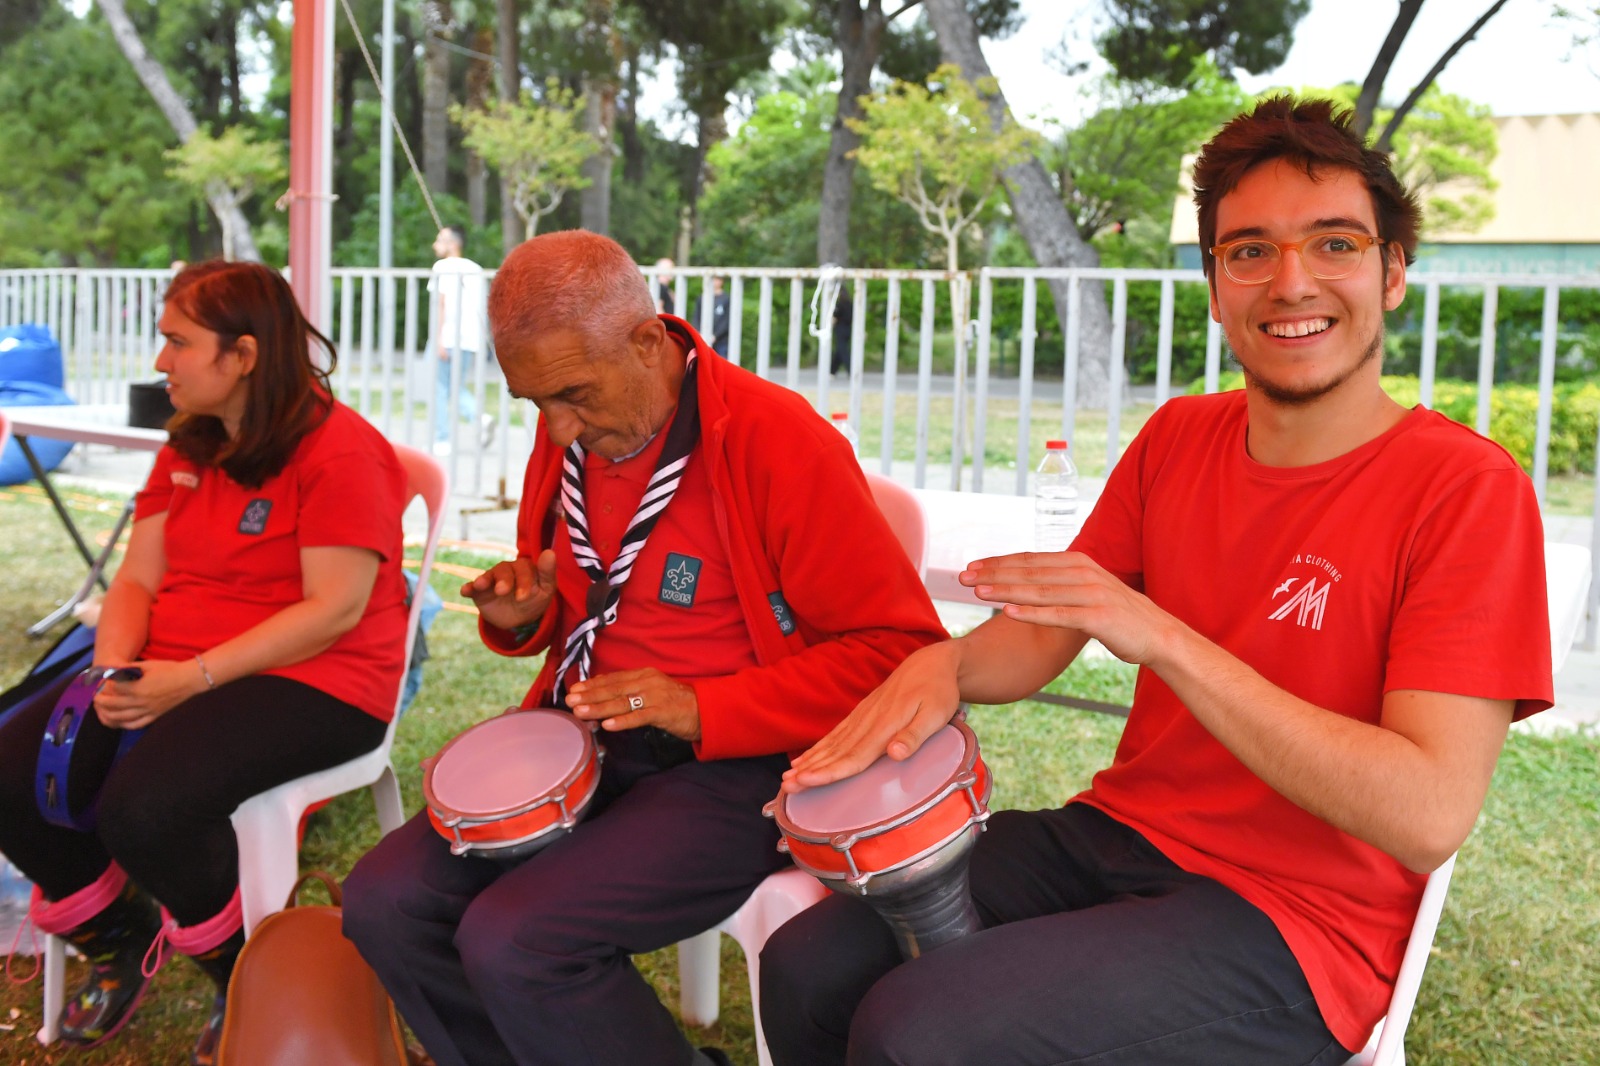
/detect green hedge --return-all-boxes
[1193,373,1600,475]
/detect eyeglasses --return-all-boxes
[1209,233,1384,285]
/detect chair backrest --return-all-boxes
[388,444,450,726]
[864,472,927,576]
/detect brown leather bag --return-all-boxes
[217,871,407,1066]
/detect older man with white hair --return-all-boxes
[345,229,945,1066]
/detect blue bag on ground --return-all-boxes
[0,324,65,389]
[0,380,76,486]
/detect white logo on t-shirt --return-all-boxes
[1269,577,1330,630]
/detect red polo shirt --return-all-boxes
[551,415,759,687]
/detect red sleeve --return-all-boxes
[1069,405,1168,591]
[134,446,177,520]
[296,412,406,561]
[1385,465,1554,720]
[691,421,948,760]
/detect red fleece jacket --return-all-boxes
[480,316,947,760]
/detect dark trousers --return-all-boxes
[343,728,790,1066]
[0,674,385,924]
[759,804,1355,1066]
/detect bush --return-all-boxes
[1192,373,1600,474]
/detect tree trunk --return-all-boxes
[422,0,452,196]
[467,153,487,226]
[579,74,617,234]
[689,105,729,249]
[95,0,260,262]
[1353,0,1423,138]
[818,0,892,267]
[921,0,1113,409]
[1374,0,1510,154]
[618,44,645,185]
[466,24,493,229]
[497,0,522,256]
[224,11,243,118]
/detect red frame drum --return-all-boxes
[423,709,602,860]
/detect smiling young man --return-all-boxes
[342,229,944,1066]
[759,96,1553,1066]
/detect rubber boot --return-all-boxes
[30,865,161,1049]
[161,888,245,1066]
[187,926,245,1066]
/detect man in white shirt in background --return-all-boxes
[429,225,495,456]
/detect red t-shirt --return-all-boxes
[1070,392,1552,1051]
[135,402,409,721]
[551,413,759,691]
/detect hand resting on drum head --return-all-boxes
[785,550,1106,795]
[782,640,965,793]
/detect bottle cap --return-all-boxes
[1046,439,1068,449]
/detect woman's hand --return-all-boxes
[93,658,209,731]
[781,641,965,793]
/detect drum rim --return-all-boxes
[770,720,985,847]
[793,815,989,890]
[422,708,598,824]
[439,764,603,853]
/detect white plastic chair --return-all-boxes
[38,444,448,1044]
[1342,851,1458,1066]
[677,472,927,1066]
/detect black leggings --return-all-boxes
[0,673,385,925]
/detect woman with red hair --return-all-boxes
[0,261,409,1064]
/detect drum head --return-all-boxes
[431,712,586,816]
[786,724,966,835]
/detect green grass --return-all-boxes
[0,487,1596,1064]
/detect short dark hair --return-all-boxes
[444,225,467,250]
[163,261,334,488]
[1192,96,1421,281]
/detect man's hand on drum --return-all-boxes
[567,668,701,742]
[963,550,1176,667]
[782,641,964,794]
[462,549,558,632]
[93,658,209,730]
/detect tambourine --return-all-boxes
[35,667,144,831]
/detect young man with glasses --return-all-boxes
[760,96,1553,1066]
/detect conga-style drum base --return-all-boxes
[767,721,993,960]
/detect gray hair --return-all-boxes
[488,230,657,357]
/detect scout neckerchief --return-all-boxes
[551,352,700,708]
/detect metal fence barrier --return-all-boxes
[4,262,1598,637]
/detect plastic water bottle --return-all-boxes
[0,853,36,955]
[1034,439,1079,552]
[831,412,859,456]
